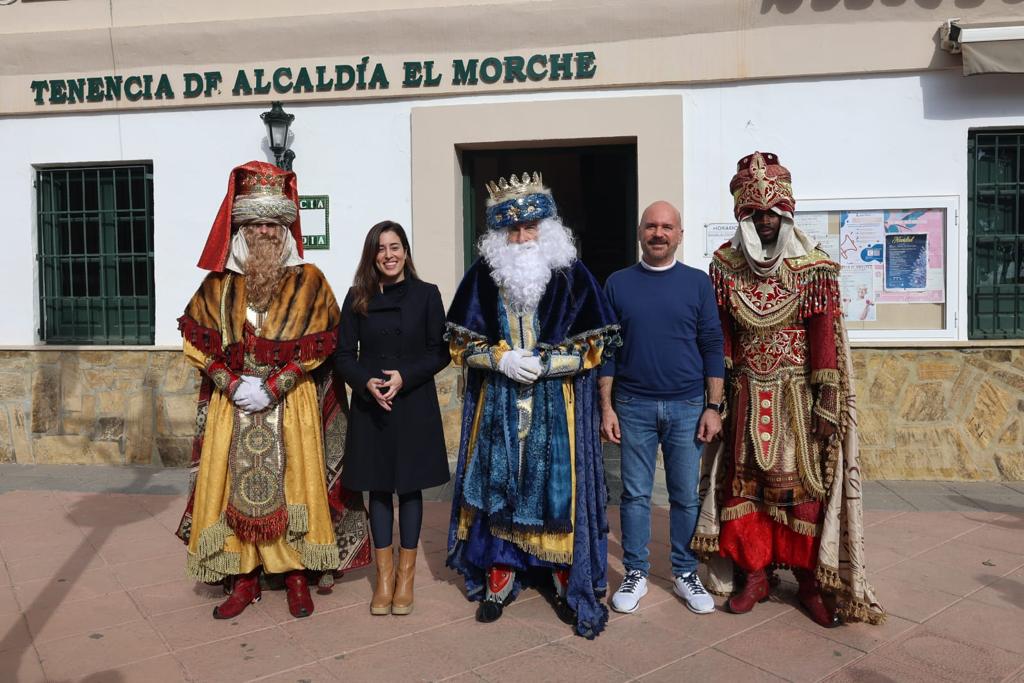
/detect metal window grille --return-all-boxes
[36,165,155,344]
[968,131,1024,339]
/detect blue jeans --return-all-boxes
[616,395,704,577]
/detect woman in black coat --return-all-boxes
[333,220,450,617]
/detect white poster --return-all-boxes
[840,266,877,322]
[704,222,736,256]
[796,211,838,259]
[839,211,885,267]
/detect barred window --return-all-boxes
[36,165,155,344]
[969,132,1024,339]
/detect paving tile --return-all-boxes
[924,599,1024,655]
[4,543,109,583]
[93,529,183,565]
[862,509,908,528]
[36,619,169,681]
[873,625,1023,682]
[959,521,1024,556]
[566,608,704,677]
[109,551,188,589]
[0,512,81,540]
[323,616,547,682]
[0,586,18,617]
[822,652,953,682]
[964,574,1024,613]
[906,539,1023,593]
[878,555,993,599]
[865,511,985,557]
[867,573,961,623]
[281,583,468,659]
[472,641,627,683]
[636,647,786,682]
[634,587,794,647]
[0,644,46,683]
[716,618,864,680]
[503,591,592,641]
[150,599,278,650]
[0,611,33,653]
[779,607,916,654]
[24,590,144,644]
[177,626,316,683]
[0,527,91,563]
[91,654,191,683]
[13,566,124,612]
[129,578,224,617]
[254,661,340,682]
[0,491,63,519]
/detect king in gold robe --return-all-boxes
[176,161,367,620]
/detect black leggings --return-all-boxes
[368,490,423,550]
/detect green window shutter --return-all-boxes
[968,131,1024,339]
[36,164,155,345]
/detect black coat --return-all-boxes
[333,278,451,494]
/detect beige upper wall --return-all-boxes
[1,0,1021,114]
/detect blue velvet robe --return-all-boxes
[445,258,619,639]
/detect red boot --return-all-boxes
[212,570,261,619]
[795,569,839,628]
[726,569,770,614]
[285,570,314,618]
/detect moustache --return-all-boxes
[647,239,670,246]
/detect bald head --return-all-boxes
[638,200,682,267]
[640,201,681,229]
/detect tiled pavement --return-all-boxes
[0,465,1022,682]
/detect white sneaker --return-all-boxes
[610,569,648,613]
[673,571,715,614]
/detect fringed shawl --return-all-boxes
[178,263,340,371]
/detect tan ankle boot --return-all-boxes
[391,547,417,615]
[370,546,395,615]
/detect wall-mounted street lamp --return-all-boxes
[260,101,295,170]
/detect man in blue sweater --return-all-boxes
[599,200,725,615]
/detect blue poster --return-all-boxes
[884,233,928,291]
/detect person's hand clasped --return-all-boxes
[497,348,542,384]
[366,377,392,412]
[379,369,404,402]
[234,375,272,413]
[697,408,722,443]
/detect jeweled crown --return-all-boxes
[485,171,546,204]
[237,170,286,197]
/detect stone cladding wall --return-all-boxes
[0,348,1021,480]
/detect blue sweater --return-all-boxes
[600,262,725,401]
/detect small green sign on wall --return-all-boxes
[299,195,330,249]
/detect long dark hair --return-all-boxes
[351,220,418,316]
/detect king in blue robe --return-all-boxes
[445,172,619,639]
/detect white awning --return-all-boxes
[942,20,1024,75]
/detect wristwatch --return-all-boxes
[705,401,725,414]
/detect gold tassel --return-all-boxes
[186,548,240,582]
[490,526,574,564]
[287,503,309,536]
[720,500,758,521]
[196,513,233,560]
[690,533,720,555]
[301,543,341,571]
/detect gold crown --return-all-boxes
[237,170,286,197]
[485,171,546,203]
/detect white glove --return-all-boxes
[234,375,272,413]
[497,348,543,384]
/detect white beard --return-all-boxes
[479,217,577,315]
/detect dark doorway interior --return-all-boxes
[460,143,638,285]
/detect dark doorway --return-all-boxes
[460,144,638,285]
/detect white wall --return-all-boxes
[2,69,1024,345]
